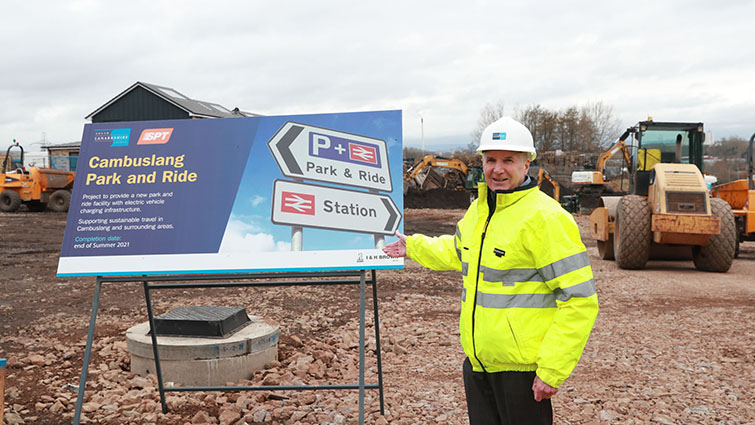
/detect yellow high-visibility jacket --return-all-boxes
[406,181,599,388]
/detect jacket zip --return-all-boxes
[470,195,496,373]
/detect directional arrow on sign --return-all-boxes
[272,180,401,235]
[267,122,393,192]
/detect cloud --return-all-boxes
[250,195,265,207]
[350,235,370,245]
[219,217,290,253]
[3,0,755,147]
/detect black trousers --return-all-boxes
[463,358,553,425]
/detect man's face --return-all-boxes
[482,150,530,191]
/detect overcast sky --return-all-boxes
[3,0,754,152]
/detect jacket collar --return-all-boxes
[478,177,538,210]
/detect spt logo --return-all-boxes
[309,132,382,168]
[137,128,174,145]
[94,128,131,147]
[492,132,507,140]
[281,191,315,215]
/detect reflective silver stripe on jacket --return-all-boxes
[461,287,466,302]
[476,292,557,309]
[474,279,596,309]
[455,225,462,261]
[538,251,590,282]
[479,251,590,285]
[553,279,596,302]
[461,262,469,277]
[480,266,539,286]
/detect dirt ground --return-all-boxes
[1,208,754,425]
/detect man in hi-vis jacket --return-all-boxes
[384,116,599,425]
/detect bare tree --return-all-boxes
[516,105,559,152]
[581,101,622,149]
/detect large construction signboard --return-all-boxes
[57,110,404,276]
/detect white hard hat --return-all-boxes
[477,116,536,160]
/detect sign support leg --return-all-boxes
[143,280,169,414]
[370,270,385,415]
[359,270,366,425]
[72,278,103,425]
[291,226,303,251]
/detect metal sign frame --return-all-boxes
[71,270,385,425]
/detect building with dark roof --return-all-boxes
[85,81,257,123]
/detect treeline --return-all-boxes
[516,102,622,152]
[406,102,753,178]
[466,101,622,153]
[705,136,754,183]
[705,136,752,159]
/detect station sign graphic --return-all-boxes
[57,110,403,276]
[272,180,400,235]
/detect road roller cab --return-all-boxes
[589,120,736,272]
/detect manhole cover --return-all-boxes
[153,306,250,338]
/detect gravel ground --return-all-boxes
[0,209,753,424]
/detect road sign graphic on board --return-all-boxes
[268,122,392,192]
[272,180,401,235]
[281,191,315,215]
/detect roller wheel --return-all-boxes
[597,233,615,260]
[693,198,736,272]
[613,195,651,269]
[49,190,71,212]
[0,190,22,212]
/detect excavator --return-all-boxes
[403,155,475,193]
[0,140,75,212]
[536,166,560,201]
[534,165,582,213]
[571,134,639,213]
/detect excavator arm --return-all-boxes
[595,136,631,177]
[573,129,632,186]
[404,155,468,181]
[537,167,560,200]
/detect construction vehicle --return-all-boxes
[710,131,755,257]
[0,140,75,212]
[571,134,636,211]
[589,120,736,272]
[535,165,583,213]
[536,166,560,201]
[572,136,632,192]
[404,155,475,193]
